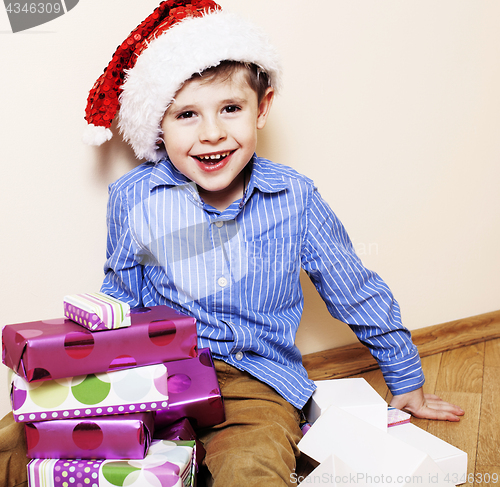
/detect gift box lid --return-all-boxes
[305,378,388,432]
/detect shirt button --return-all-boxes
[217,277,228,288]
[215,221,224,228]
[235,351,244,361]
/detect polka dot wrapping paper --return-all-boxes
[2,305,197,383]
[27,439,196,487]
[63,292,131,331]
[25,412,154,460]
[10,363,169,423]
[154,349,224,430]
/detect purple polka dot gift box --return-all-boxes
[2,305,197,383]
[10,363,169,423]
[27,439,197,487]
[25,412,154,460]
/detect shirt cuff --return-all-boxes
[377,346,425,396]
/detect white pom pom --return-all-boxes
[82,124,113,146]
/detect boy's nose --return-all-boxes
[199,118,226,143]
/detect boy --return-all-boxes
[84,1,464,485]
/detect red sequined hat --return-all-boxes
[83,0,281,162]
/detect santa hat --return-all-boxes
[83,0,281,162]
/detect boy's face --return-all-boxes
[161,69,274,209]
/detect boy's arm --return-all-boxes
[301,188,464,420]
[390,387,464,421]
[100,184,144,307]
[302,188,423,393]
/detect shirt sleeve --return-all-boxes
[100,183,144,307]
[301,187,424,395]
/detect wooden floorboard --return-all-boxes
[428,392,481,487]
[435,343,484,394]
[479,339,500,478]
[477,367,500,464]
[484,338,500,367]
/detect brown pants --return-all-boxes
[0,412,28,487]
[197,360,303,487]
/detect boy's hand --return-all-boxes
[390,387,464,422]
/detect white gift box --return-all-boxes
[388,423,467,485]
[304,378,388,431]
[299,452,451,486]
[298,405,453,486]
[293,454,357,486]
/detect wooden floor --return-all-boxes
[350,337,500,487]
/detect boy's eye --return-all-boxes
[177,111,195,119]
[223,105,241,114]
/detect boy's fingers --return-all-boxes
[391,389,465,421]
[404,395,465,421]
[410,405,463,422]
[423,394,465,416]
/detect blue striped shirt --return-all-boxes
[101,156,424,409]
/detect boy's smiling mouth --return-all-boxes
[193,150,234,164]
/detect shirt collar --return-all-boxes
[149,158,192,191]
[246,155,289,195]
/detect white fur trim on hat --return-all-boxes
[118,10,282,162]
[82,124,113,146]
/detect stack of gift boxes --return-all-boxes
[2,292,225,487]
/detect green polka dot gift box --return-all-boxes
[9,363,169,423]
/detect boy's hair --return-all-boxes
[192,61,271,104]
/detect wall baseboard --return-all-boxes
[303,309,500,381]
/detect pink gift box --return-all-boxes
[26,412,154,460]
[2,306,197,382]
[154,349,225,430]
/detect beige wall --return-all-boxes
[1,0,499,418]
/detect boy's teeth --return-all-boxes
[198,151,231,161]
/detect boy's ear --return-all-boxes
[257,87,275,130]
